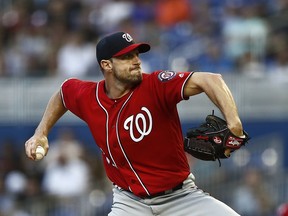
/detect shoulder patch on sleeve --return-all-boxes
[158,70,176,82]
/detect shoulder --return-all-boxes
[143,70,191,81]
[61,78,101,98]
[61,78,98,89]
[185,72,223,87]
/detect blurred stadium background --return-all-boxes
[0,0,288,215]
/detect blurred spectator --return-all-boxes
[131,0,155,24]
[191,0,220,38]
[2,33,29,77]
[266,33,288,82]
[46,0,68,27]
[42,156,90,216]
[222,3,268,63]
[8,26,51,77]
[0,138,30,215]
[39,129,95,215]
[237,51,266,78]
[42,128,91,197]
[0,173,26,216]
[267,0,288,34]
[56,30,97,78]
[231,168,275,216]
[195,39,234,73]
[155,0,192,28]
[0,139,22,175]
[0,0,287,78]
[5,171,27,196]
[18,174,44,216]
[94,0,134,33]
[267,48,288,83]
[0,176,13,215]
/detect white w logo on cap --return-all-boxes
[122,33,133,42]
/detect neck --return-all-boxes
[104,80,132,100]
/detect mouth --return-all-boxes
[131,67,141,72]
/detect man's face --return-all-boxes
[111,50,143,86]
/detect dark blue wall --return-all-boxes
[1,120,287,166]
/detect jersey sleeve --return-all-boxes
[152,70,193,105]
[60,78,94,119]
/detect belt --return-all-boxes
[142,182,183,199]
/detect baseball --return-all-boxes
[35,146,45,160]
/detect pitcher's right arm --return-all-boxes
[25,90,67,160]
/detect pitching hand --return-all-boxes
[25,135,49,161]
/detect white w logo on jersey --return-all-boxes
[124,107,152,142]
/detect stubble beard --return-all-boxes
[114,68,143,87]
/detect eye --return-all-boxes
[124,53,133,59]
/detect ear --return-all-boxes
[100,60,112,71]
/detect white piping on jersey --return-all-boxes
[60,80,69,108]
[115,92,150,196]
[60,78,78,109]
[95,82,150,196]
[60,88,66,108]
[96,82,118,168]
[181,72,194,99]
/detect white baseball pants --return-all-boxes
[108,173,240,216]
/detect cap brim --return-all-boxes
[113,43,150,57]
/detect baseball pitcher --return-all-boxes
[25,32,249,216]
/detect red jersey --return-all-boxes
[61,70,193,197]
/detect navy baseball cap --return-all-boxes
[96,32,150,64]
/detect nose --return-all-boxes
[133,54,141,65]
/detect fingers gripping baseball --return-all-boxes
[25,135,49,161]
